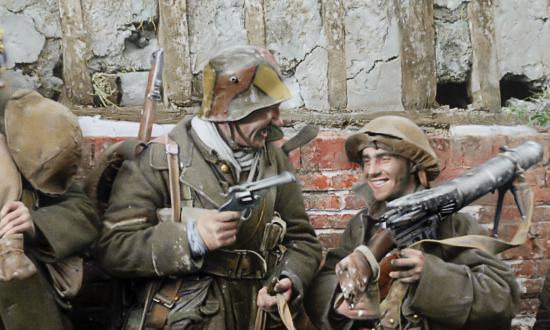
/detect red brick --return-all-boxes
[519,297,540,316]
[501,239,536,260]
[429,136,450,172]
[534,205,550,222]
[432,167,465,186]
[343,192,367,210]
[509,259,548,278]
[533,184,550,204]
[530,134,550,164]
[518,278,545,297]
[298,173,331,191]
[303,193,341,210]
[316,231,343,249]
[287,148,301,169]
[529,222,550,239]
[330,172,360,190]
[309,213,352,229]
[300,133,356,171]
[298,171,361,191]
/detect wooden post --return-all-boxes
[58,0,94,105]
[322,0,347,110]
[158,0,192,106]
[244,0,266,47]
[396,0,437,110]
[468,0,501,112]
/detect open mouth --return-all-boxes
[368,178,389,189]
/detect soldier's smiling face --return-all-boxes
[361,147,416,202]
[233,105,283,149]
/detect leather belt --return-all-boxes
[202,249,267,279]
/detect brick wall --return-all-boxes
[80,130,550,326]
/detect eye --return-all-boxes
[381,155,393,163]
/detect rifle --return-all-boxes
[219,171,296,220]
[137,48,164,142]
[338,140,544,309]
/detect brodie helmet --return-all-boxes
[345,115,440,187]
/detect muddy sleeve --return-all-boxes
[32,184,100,261]
[402,214,520,328]
[96,148,200,278]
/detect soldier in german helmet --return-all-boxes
[305,115,519,330]
[96,45,321,329]
[0,89,100,330]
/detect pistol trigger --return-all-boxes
[241,208,253,222]
[492,187,507,238]
[510,183,526,221]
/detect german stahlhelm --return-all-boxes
[345,115,440,187]
[198,45,291,122]
[4,89,82,195]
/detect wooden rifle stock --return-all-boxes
[365,229,398,300]
[138,49,164,142]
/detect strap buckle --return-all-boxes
[152,293,177,309]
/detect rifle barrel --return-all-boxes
[138,48,164,142]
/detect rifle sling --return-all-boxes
[151,135,183,221]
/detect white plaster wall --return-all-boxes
[344,0,403,111]
[495,0,550,81]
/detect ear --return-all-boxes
[417,170,429,188]
[409,163,429,188]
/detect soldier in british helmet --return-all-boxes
[0,86,100,329]
[95,45,321,329]
[305,115,520,330]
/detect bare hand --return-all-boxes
[335,250,371,308]
[196,209,240,251]
[257,278,293,312]
[389,248,425,283]
[0,201,35,239]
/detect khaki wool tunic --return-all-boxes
[96,118,322,329]
[305,207,520,330]
[0,183,100,330]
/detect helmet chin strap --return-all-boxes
[217,122,256,151]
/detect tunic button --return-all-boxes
[220,163,230,173]
[389,318,395,324]
[412,314,420,320]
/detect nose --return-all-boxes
[364,160,380,178]
[270,108,283,127]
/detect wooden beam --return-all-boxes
[396,0,437,110]
[468,0,501,112]
[158,0,193,106]
[58,0,94,105]
[244,0,266,47]
[322,0,347,110]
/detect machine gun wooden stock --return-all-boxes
[340,140,544,308]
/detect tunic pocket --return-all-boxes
[165,276,219,330]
